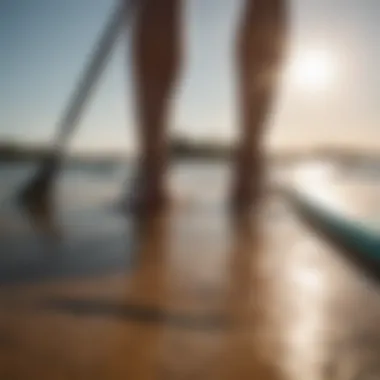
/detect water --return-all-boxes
[1,159,379,219]
[0,159,379,287]
[0,161,242,285]
[0,161,231,214]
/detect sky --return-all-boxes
[1,0,379,153]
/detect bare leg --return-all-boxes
[232,0,288,212]
[127,0,182,213]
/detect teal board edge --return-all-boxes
[283,187,380,261]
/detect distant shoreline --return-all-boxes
[0,140,379,166]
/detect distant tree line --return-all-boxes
[170,137,232,160]
[0,139,378,164]
[0,142,51,162]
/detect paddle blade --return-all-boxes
[18,155,61,210]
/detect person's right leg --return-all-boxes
[232,0,288,212]
[126,0,182,213]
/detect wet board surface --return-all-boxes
[1,162,380,380]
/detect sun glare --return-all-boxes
[288,50,335,92]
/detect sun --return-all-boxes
[288,50,335,92]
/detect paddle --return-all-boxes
[18,0,137,208]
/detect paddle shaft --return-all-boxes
[17,0,138,203]
[54,0,136,149]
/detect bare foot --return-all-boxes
[119,190,169,215]
[230,158,264,215]
[118,175,194,216]
[117,168,191,216]
[230,184,262,215]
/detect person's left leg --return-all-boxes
[126,0,183,213]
